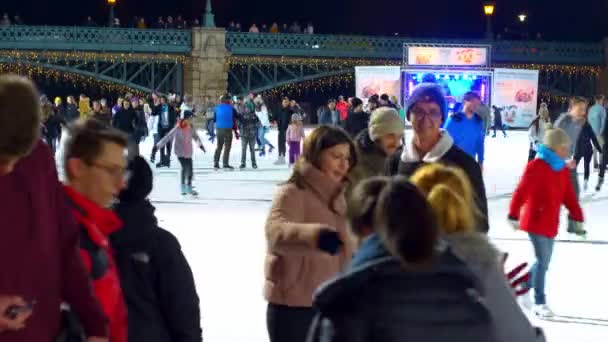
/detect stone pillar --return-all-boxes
[184,27,229,114]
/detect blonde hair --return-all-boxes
[543,127,571,149]
[410,164,479,234]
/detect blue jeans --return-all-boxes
[331,111,340,126]
[528,233,555,305]
[258,126,273,149]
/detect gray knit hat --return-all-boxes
[543,127,570,149]
[368,107,405,141]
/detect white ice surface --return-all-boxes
[62,128,608,342]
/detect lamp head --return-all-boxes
[518,14,527,22]
[484,3,495,16]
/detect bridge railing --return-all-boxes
[0,26,192,53]
[225,32,604,65]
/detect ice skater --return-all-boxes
[156,111,206,196]
[491,105,507,138]
[574,118,602,191]
[286,113,305,166]
[509,128,585,318]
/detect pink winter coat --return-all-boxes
[264,162,353,307]
[286,123,305,143]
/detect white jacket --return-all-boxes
[148,114,159,135]
[256,106,271,127]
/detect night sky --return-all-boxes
[2,0,608,41]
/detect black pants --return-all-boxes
[278,129,287,157]
[241,135,257,166]
[150,134,160,161]
[266,303,315,342]
[599,143,608,180]
[493,123,506,136]
[178,157,193,186]
[214,128,233,166]
[528,145,537,162]
[575,152,593,181]
[158,129,172,165]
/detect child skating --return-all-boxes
[286,113,305,166]
[508,128,585,318]
[156,111,206,196]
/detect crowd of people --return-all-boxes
[226,21,315,34]
[1,70,605,342]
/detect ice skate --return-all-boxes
[518,291,533,312]
[239,163,246,170]
[584,180,589,191]
[596,177,604,192]
[224,165,235,171]
[252,163,258,169]
[213,163,220,171]
[533,304,555,319]
[189,186,199,197]
[181,184,188,196]
[274,156,286,165]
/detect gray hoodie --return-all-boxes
[446,232,545,342]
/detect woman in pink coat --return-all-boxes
[264,125,357,342]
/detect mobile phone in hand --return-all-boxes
[5,300,36,319]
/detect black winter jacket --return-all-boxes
[113,107,137,136]
[575,121,602,158]
[307,239,497,342]
[385,132,489,233]
[65,103,80,123]
[111,200,202,342]
[343,111,370,138]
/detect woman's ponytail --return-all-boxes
[427,184,474,235]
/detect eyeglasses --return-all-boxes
[88,162,129,182]
[410,107,442,119]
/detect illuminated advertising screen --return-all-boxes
[355,66,401,102]
[492,68,539,128]
[407,47,488,66]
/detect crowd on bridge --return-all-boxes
[3,69,608,342]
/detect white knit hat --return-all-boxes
[368,107,405,141]
[543,127,571,149]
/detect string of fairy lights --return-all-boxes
[0,51,602,101]
[227,56,603,102]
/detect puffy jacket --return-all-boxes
[509,147,584,238]
[64,186,129,342]
[215,103,236,129]
[336,101,349,121]
[264,162,353,307]
[444,112,486,164]
[112,107,137,136]
[156,123,203,158]
[308,234,502,342]
[112,199,202,342]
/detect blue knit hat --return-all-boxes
[406,83,447,123]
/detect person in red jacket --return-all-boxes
[336,95,349,122]
[63,119,129,342]
[508,127,584,319]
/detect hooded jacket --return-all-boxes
[64,185,128,342]
[385,131,489,233]
[343,111,370,138]
[264,161,353,308]
[0,141,108,342]
[112,200,202,342]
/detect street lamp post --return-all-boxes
[518,13,528,39]
[484,2,495,40]
[108,0,116,27]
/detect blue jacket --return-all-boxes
[444,112,485,164]
[214,103,235,129]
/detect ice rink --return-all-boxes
[66,128,608,341]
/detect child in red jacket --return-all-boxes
[508,127,584,319]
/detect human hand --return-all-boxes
[507,217,520,231]
[502,253,530,296]
[0,296,32,333]
[317,229,343,255]
[566,159,576,169]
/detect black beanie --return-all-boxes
[119,156,153,203]
[406,83,447,124]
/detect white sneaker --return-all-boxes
[273,156,286,165]
[532,304,555,319]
